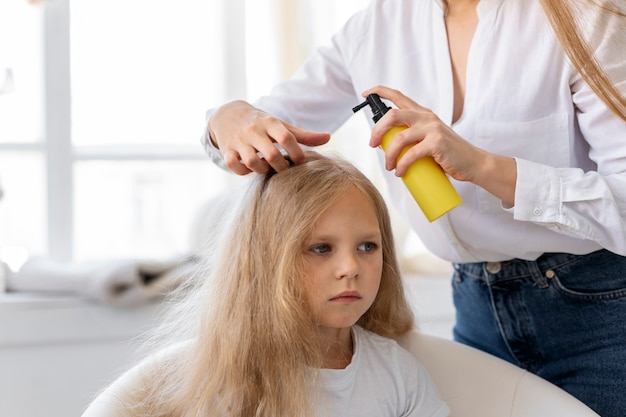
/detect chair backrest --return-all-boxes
[396,330,600,417]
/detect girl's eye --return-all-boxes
[358,242,379,252]
[309,244,331,254]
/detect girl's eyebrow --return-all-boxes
[307,230,382,241]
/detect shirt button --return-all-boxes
[486,262,502,274]
[533,206,543,216]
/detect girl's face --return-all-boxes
[302,186,383,332]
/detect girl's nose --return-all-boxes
[337,253,359,280]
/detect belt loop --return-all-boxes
[452,263,463,283]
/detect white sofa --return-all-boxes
[82,330,600,417]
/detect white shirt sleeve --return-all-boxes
[200,116,227,169]
[514,158,626,254]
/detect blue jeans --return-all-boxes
[452,249,626,417]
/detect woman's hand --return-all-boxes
[207,100,331,175]
[363,86,517,207]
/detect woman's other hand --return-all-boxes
[207,100,331,175]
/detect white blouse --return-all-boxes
[203,0,626,262]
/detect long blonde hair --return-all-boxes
[129,151,414,417]
[540,0,626,121]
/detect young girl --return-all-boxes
[85,151,449,417]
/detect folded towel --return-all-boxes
[5,256,198,306]
[4,187,243,306]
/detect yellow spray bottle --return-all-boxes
[353,94,462,222]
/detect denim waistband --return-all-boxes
[453,251,595,283]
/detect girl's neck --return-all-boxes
[319,327,354,369]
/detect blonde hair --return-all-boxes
[128,151,414,417]
[540,0,626,121]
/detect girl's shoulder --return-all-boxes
[353,326,418,365]
[351,326,451,417]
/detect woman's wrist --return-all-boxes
[474,152,517,208]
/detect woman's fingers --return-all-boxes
[358,88,480,180]
[209,101,329,175]
[223,149,254,175]
[369,107,439,169]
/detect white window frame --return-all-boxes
[25,0,246,262]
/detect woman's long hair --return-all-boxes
[540,0,626,121]
[128,151,414,417]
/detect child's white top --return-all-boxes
[312,325,450,417]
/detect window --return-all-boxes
[0,0,373,271]
[0,1,46,270]
[67,0,237,261]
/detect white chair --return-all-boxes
[397,330,600,417]
[82,331,601,417]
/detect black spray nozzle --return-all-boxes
[352,93,391,123]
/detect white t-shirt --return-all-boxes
[203,0,626,262]
[311,326,450,417]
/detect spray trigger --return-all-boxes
[352,94,392,123]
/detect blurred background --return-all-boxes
[0,1,453,415]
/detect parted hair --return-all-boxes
[127,151,415,417]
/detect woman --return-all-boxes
[203,1,626,415]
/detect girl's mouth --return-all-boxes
[330,291,362,302]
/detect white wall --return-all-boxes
[0,293,158,417]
